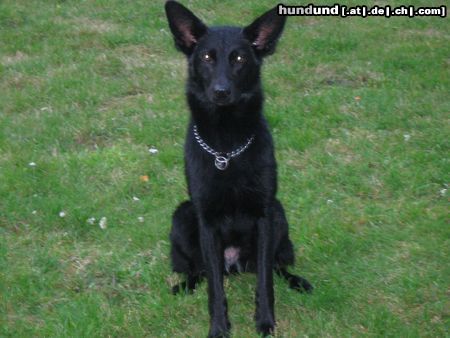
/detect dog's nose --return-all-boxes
[213,85,231,100]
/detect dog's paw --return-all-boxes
[171,282,195,295]
[207,330,230,338]
[289,275,314,293]
[208,320,231,338]
[256,318,275,336]
[171,283,182,295]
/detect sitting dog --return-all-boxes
[165,1,313,336]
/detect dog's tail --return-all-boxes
[275,267,314,293]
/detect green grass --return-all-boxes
[0,0,448,336]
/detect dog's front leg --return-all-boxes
[255,214,275,336]
[199,218,230,338]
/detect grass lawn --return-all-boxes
[0,0,448,336]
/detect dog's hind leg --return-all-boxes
[273,199,313,293]
[170,201,204,294]
[171,273,203,295]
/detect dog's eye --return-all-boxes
[201,53,213,63]
[235,55,245,64]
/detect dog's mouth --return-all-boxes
[213,98,233,106]
[207,89,237,106]
[210,94,240,107]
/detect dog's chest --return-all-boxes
[202,167,264,210]
[186,129,274,215]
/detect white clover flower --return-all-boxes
[29,162,37,167]
[32,210,37,215]
[59,211,66,218]
[403,134,411,141]
[132,196,140,201]
[138,216,144,223]
[148,147,158,154]
[87,217,96,225]
[440,188,447,197]
[326,199,334,205]
[99,217,107,229]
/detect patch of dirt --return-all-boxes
[59,16,119,34]
[1,51,28,65]
[99,92,153,112]
[0,71,42,91]
[400,29,449,40]
[325,138,360,164]
[314,63,384,87]
[115,46,152,70]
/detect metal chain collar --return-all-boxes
[193,125,255,170]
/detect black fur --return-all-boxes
[165,1,312,337]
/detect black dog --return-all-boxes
[165,1,312,336]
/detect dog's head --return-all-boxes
[165,1,286,106]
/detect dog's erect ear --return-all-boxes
[165,1,207,55]
[243,6,286,57]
